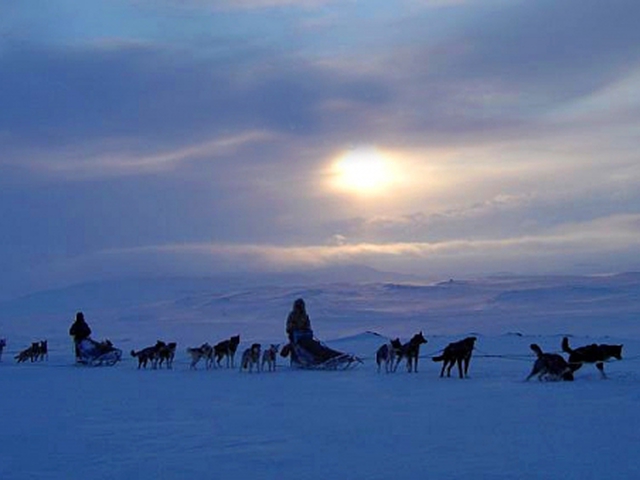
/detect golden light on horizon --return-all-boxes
[329,146,400,196]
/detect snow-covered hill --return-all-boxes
[2,272,639,350]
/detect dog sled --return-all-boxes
[283,330,362,370]
[75,338,122,367]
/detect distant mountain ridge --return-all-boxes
[2,270,639,341]
[0,265,424,318]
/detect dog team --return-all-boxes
[3,332,622,380]
[375,332,477,377]
[185,335,280,373]
[131,340,177,369]
[376,333,623,381]
[525,337,623,381]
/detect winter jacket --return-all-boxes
[69,314,92,342]
[286,299,311,338]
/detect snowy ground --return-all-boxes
[1,274,640,479]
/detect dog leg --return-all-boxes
[446,361,454,377]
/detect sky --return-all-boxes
[1,0,640,298]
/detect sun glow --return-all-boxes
[330,146,399,196]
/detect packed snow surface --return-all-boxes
[1,273,639,479]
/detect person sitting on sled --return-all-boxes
[284,298,341,364]
[286,298,312,342]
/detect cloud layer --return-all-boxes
[1,0,639,297]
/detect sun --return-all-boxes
[330,146,399,196]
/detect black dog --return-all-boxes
[395,332,427,373]
[214,335,241,368]
[526,343,574,381]
[156,341,177,369]
[432,336,477,379]
[562,337,622,378]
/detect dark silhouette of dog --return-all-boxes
[526,343,574,382]
[214,335,241,368]
[562,337,622,378]
[156,341,177,369]
[261,344,279,372]
[395,332,427,373]
[432,336,477,378]
[15,342,40,363]
[131,344,159,369]
[38,340,48,361]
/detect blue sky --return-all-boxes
[1,0,639,298]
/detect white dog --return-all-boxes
[240,343,261,373]
[186,343,214,370]
[375,338,402,373]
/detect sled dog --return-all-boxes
[561,337,622,378]
[214,335,241,368]
[0,338,5,362]
[35,340,48,361]
[15,342,39,363]
[186,343,214,369]
[526,343,574,382]
[157,341,177,369]
[376,338,402,373]
[240,343,261,372]
[261,344,279,372]
[396,332,427,373]
[432,336,477,378]
[131,344,159,369]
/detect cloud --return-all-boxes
[1,1,640,297]
[9,130,278,179]
[34,212,640,285]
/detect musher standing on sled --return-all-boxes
[69,311,92,359]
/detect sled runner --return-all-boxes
[284,330,362,370]
[75,338,122,366]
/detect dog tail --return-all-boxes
[529,344,544,358]
[130,350,138,357]
[561,337,573,354]
[432,354,444,362]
